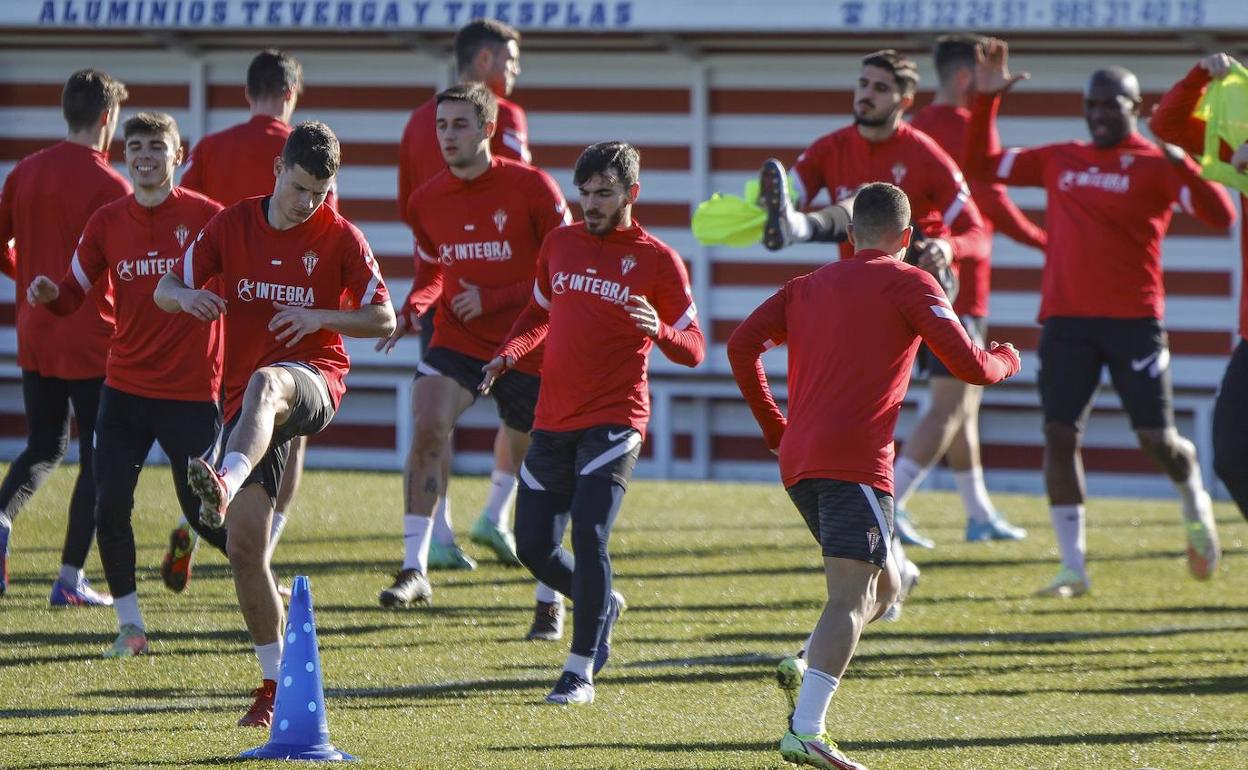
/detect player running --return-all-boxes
[155,122,395,727]
[893,34,1047,546]
[169,49,325,594]
[963,39,1235,596]
[729,182,1021,770]
[482,142,705,705]
[375,83,570,611]
[1149,52,1248,521]
[27,112,225,657]
[0,69,130,605]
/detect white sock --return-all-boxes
[254,641,283,681]
[563,652,594,682]
[482,470,518,529]
[431,497,455,546]
[788,209,812,241]
[114,592,143,630]
[58,564,83,587]
[535,582,561,603]
[219,452,252,500]
[790,667,840,736]
[954,468,995,524]
[0,513,11,529]
[1049,504,1087,578]
[403,514,433,573]
[1175,463,1210,524]
[265,512,287,561]
[893,456,928,510]
[891,533,908,571]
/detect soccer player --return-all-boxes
[0,69,130,605]
[728,182,1021,770]
[155,122,395,726]
[482,141,705,705]
[894,34,1049,545]
[171,49,324,593]
[375,84,569,611]
[1148,52,1248,520]
[396,19,537,577]
[963,39,1236,596]
[27,112,225,656]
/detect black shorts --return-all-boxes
[223,363,336,502]
[420,306,436,354]
[1038,317,1173,431]
[519,425,643,496]
[416,345,539,433]
[918,314,987,379]
[786,478,894,568]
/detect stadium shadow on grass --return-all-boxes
[711,623,1248,645]
[849,729,1243,751]
[919,674,1248,698]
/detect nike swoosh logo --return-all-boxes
[1131,352,1159,372]
[607,430,633,442]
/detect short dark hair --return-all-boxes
[62,69,128,132]
[123,111,180,144]
[454,18,520,75]
[247,49,303,100]
[281,121,339,179]
[435,83,498,127]
[573,141,640,190]
[861,49,920,96]
[852,182,911,246]
[933,34,985,82]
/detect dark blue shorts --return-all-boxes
[786,478,894,568]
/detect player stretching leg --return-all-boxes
[729,183,1021,769]
[156,123,395,726]
[375,84,570,610]
[28,113,227,656]
[483,142,705,704]
[963,39,1234,596]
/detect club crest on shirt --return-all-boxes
[891,162,908,185]
[302,250,319,276]
[1119,154,1136,170]
[620,254,636,275]
[174,224,190,248]
[866,526,881,554]
[492,208,508,234]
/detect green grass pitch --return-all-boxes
[0,465,1245,769]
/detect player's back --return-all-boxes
[181,115,290,205]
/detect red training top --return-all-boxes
[911,103,1048,317]
[404,156,570,373]
[727,250,1021,492]
[46,187,224,401]
[397,94,530,221]
[0,141,130,378]
[964,92,1236,322]
[176,197,390,420]
[498,221,704,436]
[1149,64,1248,341]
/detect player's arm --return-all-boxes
[632,249,704,367]
[179,141,205,193]
[274,241,395,348]
[0,243,13,280]
[970,179,1047,249]
[480,290,550,394]
[726,287,789,452]
[1149,56,1230,156]
[494,102,532,164]
[0,175,17,280]
[902,270,1021,384]
[1160,143,1237,229]
[27,217,109,315]
[963,39,1048,188]
[155,228,226,321]
[377,225,445,352]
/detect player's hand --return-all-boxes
[976,38,1029,94]
[176,287,226,322]
[990,340,1021,368]
[269,302,323,348]
[1157,140,1189,166]
[916,238,953,273]
[26,276,58,306]
[627,294,661,337]
[451,279,483,322]
[375,307,415,354]
[479,354,513,395]
[1232,142,1248,174]
[1197,52,1236,79]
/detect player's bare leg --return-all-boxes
[225,483,282,727]
[1136,427,1220,579]
[428,440,476,570]
[1038,422,1090,597]
[945,386,1027,542]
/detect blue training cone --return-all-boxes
[241,576,355,762]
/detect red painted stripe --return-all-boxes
[208,84,435,111]
[340,198,690,227]
[709,89,1166,118]
[333,141,691,170]
[0,82,188,107]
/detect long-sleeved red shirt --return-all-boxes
[498,221,704,436]
[964,92,1236,322]
[47,188,224,401]
[0,141,130,378]
[728,249,1020,492]
[1149,64,1248,341]
[911,103,1048,317]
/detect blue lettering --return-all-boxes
[382,1,398,23]
[494,1,511,22]
[361,0,376,23]
[266,0,281,23]
[517,0,533,23]
[469,1,486,18]
[62,0,80,22]
[188,0,206,20]
[290,0,307,22]
[313,0,329,22]
[135,1,145,20]
[541,1,557,23]
[150,0,166,22]
[85,0,102,21]
[412,1,430,22]
[565,2,581,24]
[615,0,629,25]
[211,0,227,23]
[39,1,55,22]
[108,0,129,23]
[588,1,605,26]
[336,0,352,23]
[241,1,260,23]
[444,1,463,23]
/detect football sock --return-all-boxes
[0,513,11,529]
[954,468,995,524]
[58,564,83,587]
[254,641,283,681]
[176,515,199,545]
[403,514,433,573]
[482,470,518,529]
[219,452,252,500]
[114,592,143,631]
[563,652,594,683]
[893,456,928,510]
[265,512,287,561]
[788,210,813,241]
[431,497,455,547]
[790,667,839,736]
[535,582,561,603]
[1175,463,1210,524]
[1049,504,1087,577]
